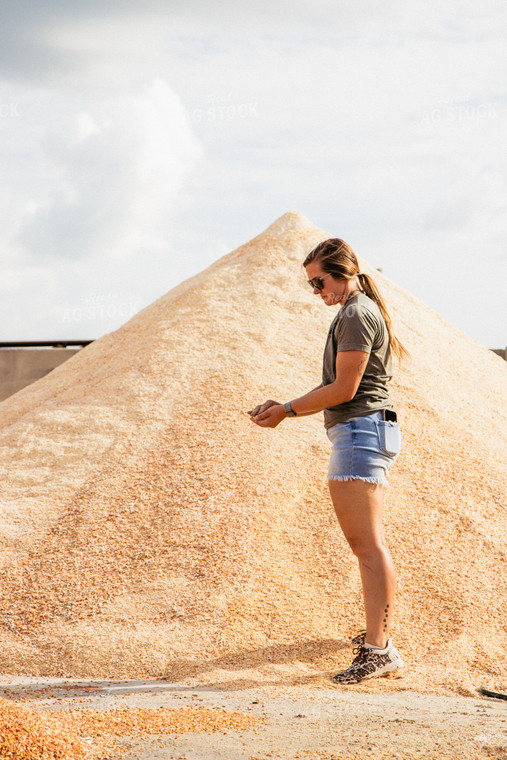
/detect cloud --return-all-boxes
[2,78,203,263]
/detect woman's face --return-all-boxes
[304,261,347,306]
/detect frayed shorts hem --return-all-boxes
[327,475,388,487]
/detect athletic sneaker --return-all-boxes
[332,639,404,684]
[351,629,366,647]
[350,630,403,660]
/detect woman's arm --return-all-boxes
[290,382,324,415]
[247,383,323,419]
[290,351,368,415]
[249,351,369,428]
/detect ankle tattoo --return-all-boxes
[383,603,389,633]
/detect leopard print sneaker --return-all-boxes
[332,639,404,684]
[350,631,403,660]
[351,630,366,647]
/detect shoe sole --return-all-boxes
[362,657,404,680]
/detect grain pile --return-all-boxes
[0,695,262,759]
[0,211,505,698]
[0,696,90,760]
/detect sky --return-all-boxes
[0,1,506,349]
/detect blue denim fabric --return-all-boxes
[326,410,402,487]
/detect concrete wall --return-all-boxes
[0,348,81,403]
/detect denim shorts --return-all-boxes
[326,410,402,487]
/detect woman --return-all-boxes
[247,237,410,684]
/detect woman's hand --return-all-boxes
[247,400,286,428]
[247,399,279,417]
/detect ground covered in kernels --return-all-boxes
[0,679,505,760]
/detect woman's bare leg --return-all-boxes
[328,478,396,647]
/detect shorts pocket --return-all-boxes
[375,420,402,457]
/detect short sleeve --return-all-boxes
[335,303,378,353]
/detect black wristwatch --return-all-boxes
[284,401,297,417]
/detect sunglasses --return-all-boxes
[307,272,332,290]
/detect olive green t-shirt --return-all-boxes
[322,292,395,428]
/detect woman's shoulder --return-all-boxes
[340,292,380,320]
[356,291,378,308]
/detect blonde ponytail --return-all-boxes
[357,273,410,366]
